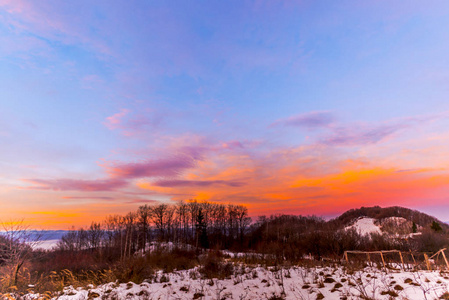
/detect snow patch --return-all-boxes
[383,216,407,223]
[32,239,59,250]
[345,217,381,236]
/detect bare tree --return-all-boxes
[0,220,41,287]
[57,226,77,251]
[87,221,104,249]
[137,205,151,253]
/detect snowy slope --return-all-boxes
[20,266,449,300]
[345,217,382,236]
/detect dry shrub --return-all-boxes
[29,268,117,294]
[0,264,33,293]
[31,249,111,277]
[145,247,197,272]
[199,251,233,279]
[27,246,197,293]
[113,257,154,284]
[113,248,197,283]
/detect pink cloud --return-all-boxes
[121,114,164,136]
[104,109,129,130]
[24,178,127,192]
[103,108,165,136]
[221,140,244,149]
[0,0,31,15]
[0,0,112,56]
[321,123,407,147]
[23,151,201,193]
[105,155,196,179]
[152,179,245,188]
[61,195,158,204]
[124,199,159,204]
[272,111,336,129]
[62,196,114,200]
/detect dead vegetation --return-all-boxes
[2,204,449,298]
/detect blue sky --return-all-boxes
[2,1,449,228]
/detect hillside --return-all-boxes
[3,203,449,298]
[334,206,449,231]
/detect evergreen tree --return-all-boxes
[431,221,442,232]
[412,222,417,233]
[196,208,209,249]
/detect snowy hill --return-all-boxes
[344,215,423,238]
[336,206,448,231]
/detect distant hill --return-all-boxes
[27,230,69,241]
[334,206,449,231]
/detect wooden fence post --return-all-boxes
[409,250,416,266]
[424,253,431,271]
[380,252,386,269]
[398,251,405,270]
[441,250,449,270]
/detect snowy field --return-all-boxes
[21,266,449,299]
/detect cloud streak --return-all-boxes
[23,151,200,192]
[152,179,245,188]
[25,178,127,192]
[105,155,196,179]
[104,109,165,136]
[272,111,336,129]
[104,109,129,130]
[61,196,114,200]
[321,123,407,147]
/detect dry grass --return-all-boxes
[0,247,201,295]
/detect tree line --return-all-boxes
[1,203,448,294]
[56,200,251,260]
[55,202,449,263]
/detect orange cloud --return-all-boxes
[14,112,449,227]
[135,146,449,218]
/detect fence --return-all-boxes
[343,248,449,271]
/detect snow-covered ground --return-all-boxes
[383,216,408,223]
[344,216,423,239]
[20,266,449,300]
[345,217,382,236]
[33,239,59,250]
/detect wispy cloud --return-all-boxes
[103,109,164,136]
[152,179,245,188]
[272,111,335,129]
[104,109,129,130]
[23,153,199,192]
[321,123,407,147]
[81,74,104,90]
[61,196,114,200]
[0,0,113,56]
[24,178,127,192]
[124,199,159,204]
[105,155,196,179]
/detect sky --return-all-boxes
[1,1,449,229]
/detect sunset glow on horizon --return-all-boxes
[2,1,449,229]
